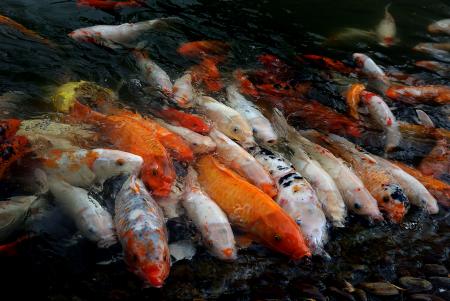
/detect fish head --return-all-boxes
[68,29,97,43]
[78,207,117,248]
[205,223,237,261]
[182,114,210,134]
[91,149,143,181]
[253,210,311,260]
[380,184,409,223]
[352,53,367,69]
[141,161,174,197]
[190,136,216,154]
[350,190,384,221]
[227,118,255,146]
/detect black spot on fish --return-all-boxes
[282,181,293,188]
[277,166,288,171]
[292,174,303,180]
[390,186,409,204]
[259,148,274,156]
[268,155,276,159]
[383,196,390,203]
[278,172,296,185]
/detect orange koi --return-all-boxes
[0,135,29,180]
[177,40,229,61]
[77,0,145,10]
[399,122,450,141]
[345,83,365,119]
[156,107,210,134]
[0,15,53,46]
[418,138,449,179]
[393,161,450,208]
[300,54,354,74]
[196,155,311,260]
[386,85,450,105]
[234,69,259,97]
[190,57,223,92]
[0,119,21,143]
[69,102,175,197]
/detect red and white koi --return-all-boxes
[173,72,194,108]
[428,19,450,35]
[226,85,277,145]
[114,176,170,287]
[386,85,450,105]
[360,91,401,152]
[48,179,116,248]
[209,128,277,198]
[250,147,328,253]
[183,167,236,260]
[353,53,390,93]
[376,4,396,47]
[134,50,173,97]
[196,96,255,147]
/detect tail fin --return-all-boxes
[271,108,292,139]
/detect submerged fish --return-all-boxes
[413,43,450,63]
[376,4,396,47]
[190,57,224,92]
[183,167,236,260]
[418,138,449,180]
[196,155,311,259]
[226,85,277,145]
[69,18,174,49]
[177,40,229,60]
[209,129,277,198]
[155,119,216,154]
[353,53,390,94]
[345,83,365,119]
[0,196,37,242]
[375,156,439,214]
[250,147,328,253]
[386,85,450,105]
[134,50,173,97]
[360,91,401,152]
[272,110,348,226]
[304,131,409,223]
[48,178,116,248]
[77,0,145,10]
[299,54,354,74]
[196,96,255,147]
[42,148,143,188]
[428,19,450,35]
[173,72,194,108]
[0,15,54,46]
[115,176,170,287]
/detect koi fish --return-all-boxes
[399,122,450,141]
[69,18,174,49]
[209,128,277,197]
[360,91,401,152]
[155,119,216,154]
[418,138,449,180]
[250,147,328,253]
[226,85,277,145]
[155,106,210,134]
[196,155,311,259]
[0,135,29,180]
[48,178,116,248]
[415,60,449,76]
[428,19,450,35]
[77,0,145,10]
[374,156,439,214]
[0,119,21,142]
[69,102,175,197]
[413,43,450,63]
[353,53,390,94]
[272,110,348,225]
[233,69,259,97]
[376,4,396,47]
[42,148,143,188]
[196,96,255,147]
[0,196,37,242]
[415,109,434,128]
[133,50,173,97]
[304,131,409,223]
[173,72,194,108]
[345,83,365,119]
[300,54,354,74]
[115,176,170,287]
[177,40,229,60]
[386,85,450,105]
[0,15,53,46]
[183,167,236,260]
[190,57,223,92]
[393,161,450,208]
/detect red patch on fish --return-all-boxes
[158,107,210,134]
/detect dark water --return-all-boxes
[0,0,449,300]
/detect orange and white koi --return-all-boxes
[226,85,277,145]
[413,43,450,62]
[428,19,450,35]
[196,155,311,259]
[304,131,409,223]
[115,176,170,287]
[196,96,255,147]
[386,85,450,105]
[353,53,390,93]
[376,4,396,47]
[48,178,116,248]
[173,72,194,108]
[209,129,277,198]
[360,91,401,152]
[183,167,236,260]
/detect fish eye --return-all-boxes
[152,169,158,176]
[232,127,240,133]
[354,203,362,210]
[116,158,125,166]
[383,196,390,203]
[274,234,282,242]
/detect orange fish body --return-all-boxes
[394,161,450,208]
[300,54,354,74]
[399,123,450,141]
[0,15,53,46]
[77,0,144,10]
[157,107,210,134]
[196,155,311,259]
[191,57,223,92]
[177,40,229,60]
[234,70,259,97]
[386,85,450,105]
[69,102,175,197]
[345,84,365,119]
[418,138,449,179]
[0,119,21,143]
[0,135,29,180]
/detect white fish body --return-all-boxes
[69,18,173,48]
[250,147,328,253]
[42,148,143,188]
[173,72,194,108]
[226,85,277,145]
[353,53,390,93]
[294,135,382,221]
[183,167,236,260]
[376,4,396,47]
[155,119,216,154]
[415,109,435,128]
[48,179,116,248]
[374,156,439,214]
[0,196,37,241]
[360,91,401,152]
[196,95,255,147]
[209,128,277,197]
[428,19,450,35]
[134,51,173,96]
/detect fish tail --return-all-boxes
[272,108,292,139]
[385,3,392,14]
